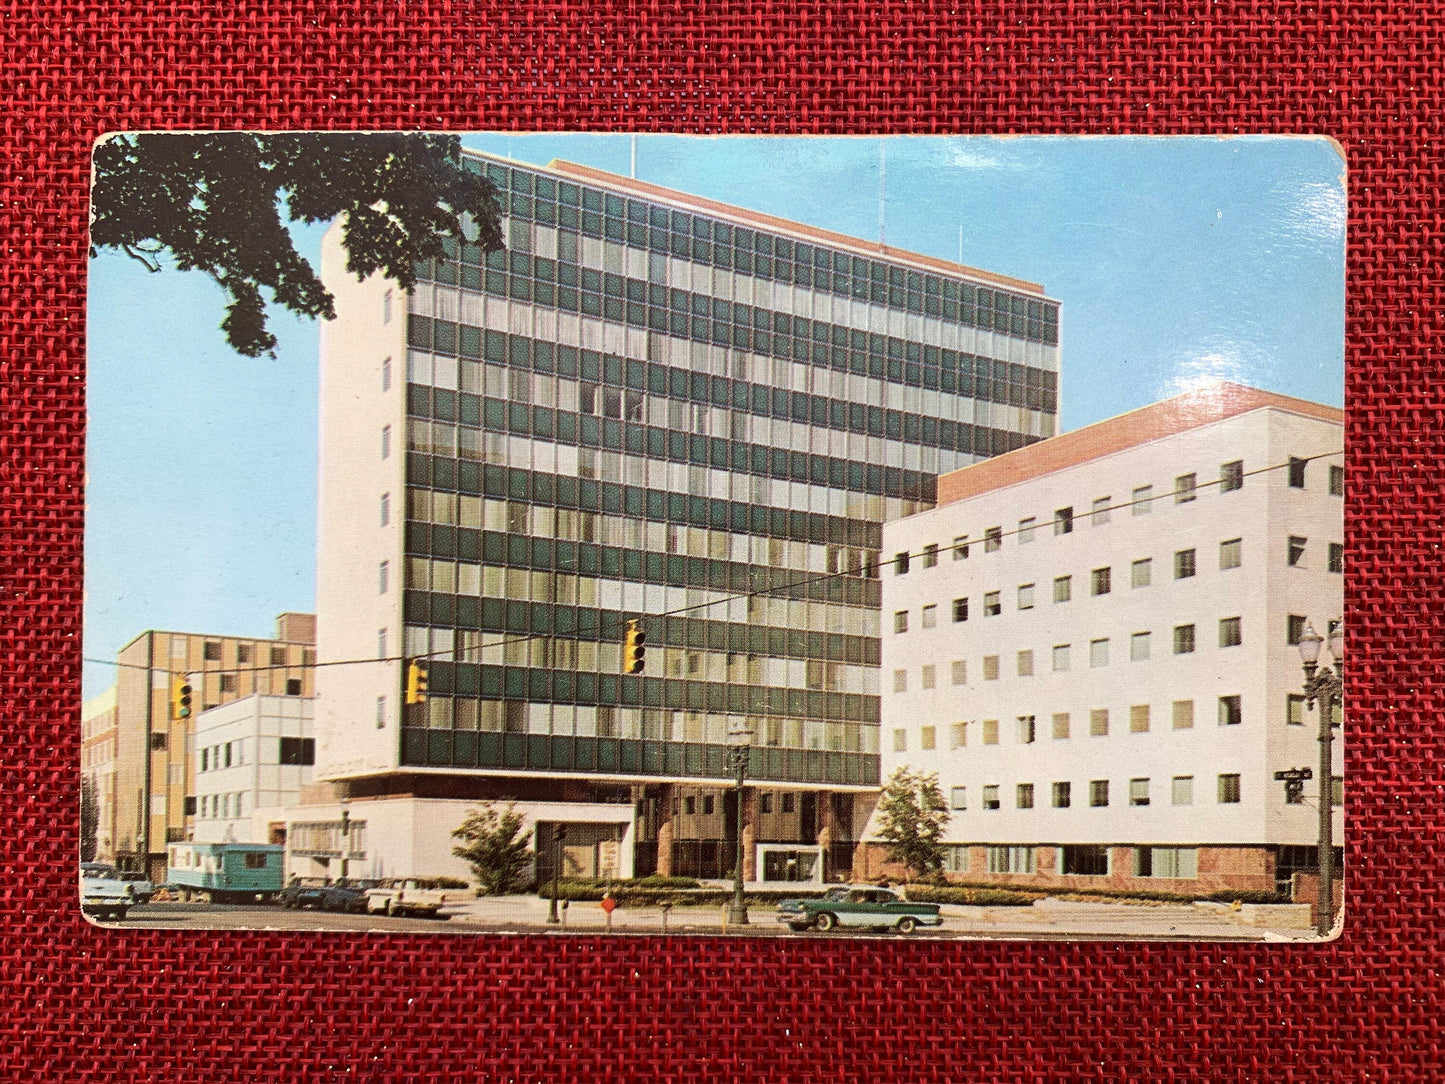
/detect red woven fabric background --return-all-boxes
[4,2,1438,1079]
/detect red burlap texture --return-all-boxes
[3,3,1438,1080]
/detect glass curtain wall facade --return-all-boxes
[388,153,1059,874]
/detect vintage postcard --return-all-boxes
[83,134,1344,940]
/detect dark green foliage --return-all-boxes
[901,883,1042,907]
[90,132,503,358]
[451,802,533,896]
[875,766,949,880]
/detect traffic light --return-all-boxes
[622,619,646,674]
[405,659,429,705]
[170,675,193,720]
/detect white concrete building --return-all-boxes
[867,384,1344,896]
[192,694,315,845]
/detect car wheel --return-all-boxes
[814,912,838,933]
[896,916,918,934]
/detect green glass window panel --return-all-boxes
[597,675,618,704]
[428,732,452,766]
[619,740,639,772]
[597,739,618,771]
[503,733,526,768]
[402,729,427,764]
[599,547,620,577]
[453,732,478,767]
[550,736,574,769]
[574,737,596,770]
[477,732,501,767]
[504,668,525,697]
[481,599,504,631]
[575,672,596,702]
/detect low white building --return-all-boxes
[865,383,1344,896]
[192,694,315,845]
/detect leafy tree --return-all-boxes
[876,766,949,880]
[90,132,504,358]
[451,802,533,896]
[80,775,99,863]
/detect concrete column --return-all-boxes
[815,791,834,881]
[741,788,757,882]
[655,785,674,877]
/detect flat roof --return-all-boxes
[937,382,1344,506]
[533,158,1048,297]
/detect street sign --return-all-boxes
[1274,768,1313,781]
[599,895,617,915]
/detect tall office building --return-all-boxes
[868,385,1343,896]
[107,613,317,879]
[315,152,1060,883]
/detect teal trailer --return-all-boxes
[167,842,286,902]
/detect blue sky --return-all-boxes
[84,135,1345,698]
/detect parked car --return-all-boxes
[278,878,331,910]
[364,880,454,919]
[80,863,135,922]
[775,885,944,934]
[117,870,155,904]
[318,881,373,914]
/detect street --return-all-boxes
[96,896,1314,941]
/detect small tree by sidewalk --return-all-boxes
[876,767,949,881]
[452,802,533,895]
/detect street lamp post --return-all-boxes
[1297,618,1344,937]
[547,823,567,925]
[726,720,756,927]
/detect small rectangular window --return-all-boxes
[1017,715,1036,743]
[220,674,237,693]
[1052,781,1071,808]
[1017,583,1035,610]
[1174,549,1196,579]
[892,729,906,753]
[921,604,938,629]
[379,560,389,594]
[1089,638,1109,668]
[1089,780,1109,807]
[1132,484,1153,515]
[984,527,1002,553]
[1173,624,1195,654]
[380,492,390,527]
[1288,535,1307,567]
[1016,650,1034,678]
[1091,496,1111,525]
[1288,457,1307,488]
[894,551,910,575]
[1131,558,1152,588]
[1328,542,1344,573]
[381,356,392,391]
[286,678,302,696]
[1329,464,1344,496]
[952,597,969,622]
[920,726,936,751]
[1062,844,1109,876]
[1287,613,1308,645]
[382,289,393,324]
[892,669,907,694]
[921,543,939,569]
[1221,460,1244,492]
[381,425,391,460]
[1091,567,1111,596]
[271,646,286,666]
[1089,708,1109,737]
[1129,778,1150,806]
[1287,693,1307,726]
[952,535,970,559]
[982,719,999,745]
[894,610,909,634]
[1171,776,1194,805]
[1130,632,1151,662]
[982,785,1001,810]
[950,787,968,810]
[1129,704,1150,733]
[702,795,715,816]
[1018,516,1037,543]
[1053,575,1072,603]
[1175,473,1197,504]
[376,695,387,729]
[950,660,967,685]
[983,591,1001,617]
[1331,776,1344,806]
[1016,783,1035,809]
[920,665,936,690]
[1051,644,1070,673]
[1051,712,1070,739]
[982,656,999,681]
[1220,538,1243,569]
[1054,507,1074,535]
[1218,773,1242,803]
[949,721,968,748]
[203,640,221,661]
[1218,695,1243,726]
[1172,700,1194,730]
[1219,617,1242,647]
